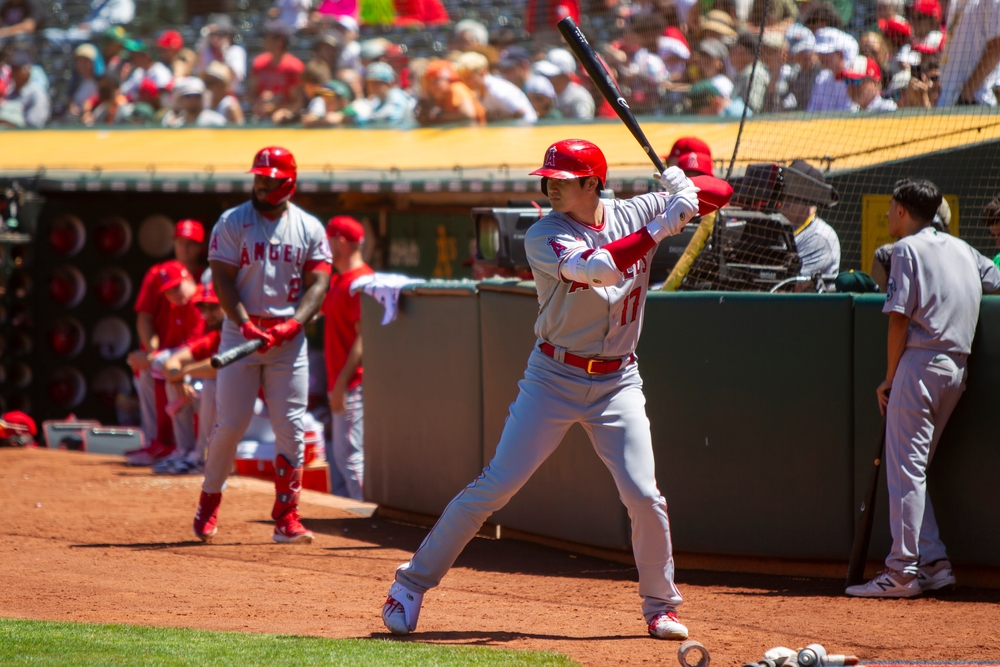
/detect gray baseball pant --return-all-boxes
[885,347,967,575]
[396,349,682,623]
[330,385,364,501]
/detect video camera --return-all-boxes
[678,163,839,292]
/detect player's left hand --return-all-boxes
[657,166,692,195]
[328,386,346,414]
[268,319,304,347]
[876,379,892,416]
[661,187,700,235]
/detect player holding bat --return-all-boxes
[193,146,332,544]
[381,139,732,639]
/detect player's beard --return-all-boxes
[251,190,284,215]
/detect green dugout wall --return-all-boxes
[363,287,1000,569]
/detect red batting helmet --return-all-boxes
[249,146,297,205]
[530,139,608,191]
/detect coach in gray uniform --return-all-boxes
[847,178,1000,598]
[784,160,841,285]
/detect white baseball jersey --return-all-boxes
[884,225,1000,354]
[208,201,332,318]
[525,193,675,358]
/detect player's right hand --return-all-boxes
[661,187,700,235]
[657,166,693,195]
[239,321,275,353]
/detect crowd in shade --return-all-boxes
[0,0,995,129]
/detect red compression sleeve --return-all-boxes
[603,228,656,272]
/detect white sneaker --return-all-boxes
[845,570,921,598]
[648,611,688,639]
[917,560,956,591]
[381,581,424,635]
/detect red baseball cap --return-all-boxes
[156,260,193,293]
[912,0,942,20]
[839,55,882,82]
[192,282,220,305]
[138,77,159,98]
[157,29,183,50]
[666,137,712,162]
[2,411,36,436]
[677,151,714,176]
[326,216,365,243]
[175,219,205,243]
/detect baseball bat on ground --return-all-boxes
[210,338,263,369]
[557,17,666,174]
[846,417,887,586]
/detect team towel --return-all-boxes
[350,272,426,324]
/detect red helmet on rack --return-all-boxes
[530,139,608,194]
[249,146,297,205]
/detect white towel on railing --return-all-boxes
[350,273,426,325]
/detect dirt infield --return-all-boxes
[2,448,999,666]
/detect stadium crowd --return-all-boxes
[0,0,994,128]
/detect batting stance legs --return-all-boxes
[196,320,310,541]
[385,350,681,633]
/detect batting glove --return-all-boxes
[657,166,694,195]
[648,187,700,240]
[239,321,275,353]
[267,319,304,347]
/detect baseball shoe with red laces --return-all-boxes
[273,508,314,544]
[648,611,688,639]
[381,580,424,635]
[193,491,221,542]
[125,440,175,467]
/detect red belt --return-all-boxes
[539,342,634,375]
[248,316,288,327]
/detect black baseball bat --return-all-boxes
[210,338,263,369]
[846,417,887,586]
[557,16,667,174]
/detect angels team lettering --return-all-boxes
[239,242,306,269]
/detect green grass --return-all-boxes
[0,618,580,666]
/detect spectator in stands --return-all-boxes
[162,77,226,127]
[613,14,670,114]
[694,38,735,101]
[391,0,449,27]
[908,0,944,55]
[4,51,47,127]
[274,60,330,124]
[785,159,841,283]
[133,77,167,124]
[276,0,312,31]
[937,0,1000,106]
[982,196,1000,270]
[82,73,128,125]
[801,0,843,31]
[807,27,857,111]
[359,38,390,69]
[877,0,905,22]
[98,26,129,78]
[658,26,692,84]
[0,0,43,40]
[354,61,413,124]
[310,32,342,79]
[67,44,100,118]
[898,54,941,108]
[336,66,364,101]
[303,78,353,126]
[881,17,914,94]
[42,0,134,42]
[202,60,244,125]
[450,19,489,53]
[698,10,738,44]
[785,23,819,110]
[533,59,595,119]
[250,21,305,120]
[121,40,173,101]
[843,55,896,111]
[525,0,579,39]
[859,31,891,88]
[525,73,561,120]
[456,51,536,124]
[747,0,799,35]
[416,59,485,126]
[0,98,24,127]
[331,16,361,71]
[731,32,770,113]
[194,15,246,92]
[760,31,790,112]
[497,46,548,94]
[687,78,747,116]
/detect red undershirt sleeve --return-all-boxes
[603,227,656,272]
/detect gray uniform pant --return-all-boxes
[885,347,966,575]
[134,367,158,445]
[195,378,217,463]
[396,349,682,622]
[163,382,196,456]
[328,385,364,501]
[202,320,309,495]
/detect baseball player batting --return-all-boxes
[381,139,732,640]
[193,146,332,544]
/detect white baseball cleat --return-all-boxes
[845,570,921,598]
[648,611,688,640]
[917,560,956,591]
[381,581,424,636]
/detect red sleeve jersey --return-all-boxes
[322,263,374,392]
[187,330,222,362]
